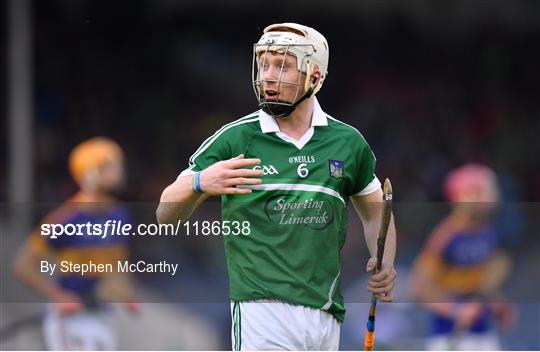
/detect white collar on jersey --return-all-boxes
[258,97,328,150]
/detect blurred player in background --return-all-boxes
[158,23,397,350]
[411,163,516,350]
[12,137,139,350]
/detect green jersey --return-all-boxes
[186,98,379,322]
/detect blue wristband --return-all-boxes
[195,171,203,193]
[191,172,202,193]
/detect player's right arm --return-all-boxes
[12,225,84,314]
[157,154,263,224]
[408,219,476,325]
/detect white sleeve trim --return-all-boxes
[353,175,381,196]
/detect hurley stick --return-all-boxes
[364,178,393,351]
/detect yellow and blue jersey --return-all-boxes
[29,194,130,303]
[416,216,498,335]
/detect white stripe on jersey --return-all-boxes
[189,113,259,166]
[321,270,340,311]
[237,183,345,204]
[326,114,377,161]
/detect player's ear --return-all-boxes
[310,64,321,86]
[311,71,321,86]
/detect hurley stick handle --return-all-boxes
[364,178,393,351]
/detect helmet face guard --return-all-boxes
[252,43,316,118]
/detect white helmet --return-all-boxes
[252,23,329,117]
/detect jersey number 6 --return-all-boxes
[297,163,309,178]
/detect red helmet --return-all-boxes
[444,163,499,203]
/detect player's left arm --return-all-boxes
[351,189,397,302]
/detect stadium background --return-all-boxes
[1,0,539,350]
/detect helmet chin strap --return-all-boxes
[260,86,314,118]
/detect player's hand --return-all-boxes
[366,257,397,302]
[454,303,484,330]
[53,290,84,315]
[490,302,517,332]
[199,154,264,195]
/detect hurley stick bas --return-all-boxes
[364,178,393,351]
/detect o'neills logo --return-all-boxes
[288,155,315,164]
[264,194,334,231]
